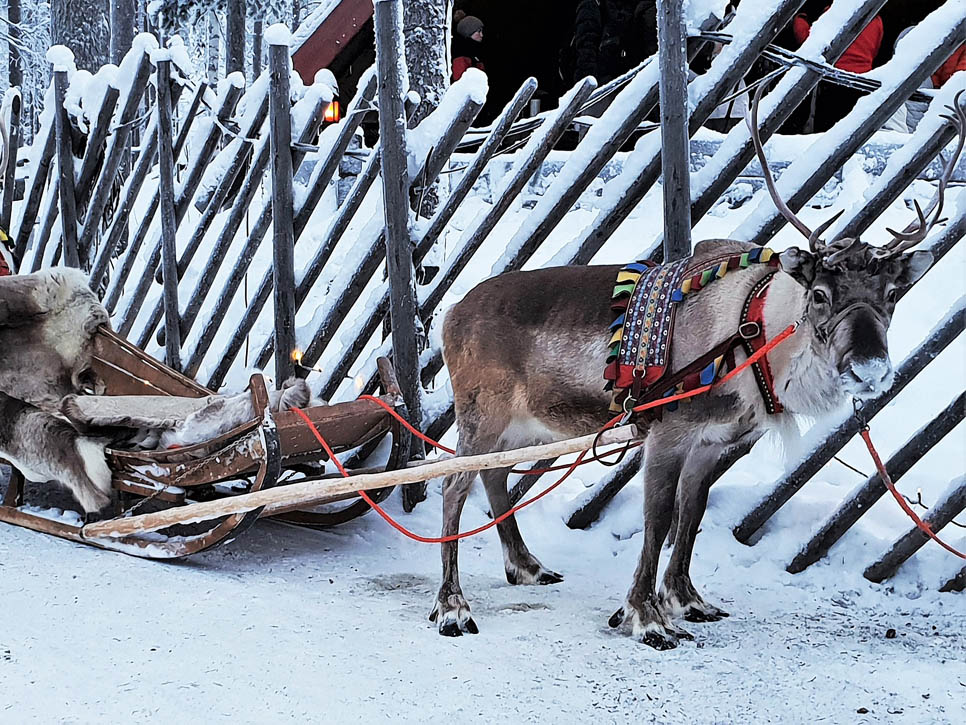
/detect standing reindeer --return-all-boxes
[430,88,963,648]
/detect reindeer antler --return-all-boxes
[876,90,966,258]
[745,81,831,254]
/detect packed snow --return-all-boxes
[2,13,965,724]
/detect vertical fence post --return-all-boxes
[0,91,20,237]
[50,56,79,268]
[374,0,425,510]
[155,54,181,370]
[657,0,692,262]
[267,27,297,385]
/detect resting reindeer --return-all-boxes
[430,88,963,647]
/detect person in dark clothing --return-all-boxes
[561,0,657,86]
[793,5,884,132]
[452,14,486,81]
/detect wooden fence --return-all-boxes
[4,0,964,589]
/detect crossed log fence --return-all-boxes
[3,0,964,589]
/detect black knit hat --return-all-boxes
[456,15,484,38]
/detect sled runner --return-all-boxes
[0,327,412,558]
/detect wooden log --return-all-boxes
[688,0,887,227]
[178,90,269,279]
[53,69,80,268]
[82,425,640,538]
[186,75,378,383]
[0,91,22,236]
[413,77,537,262]
[13,86,55,263]
[181,91,329,380]
[742,14,966,245]
[74,84,121,203]
[788,392,965,573]
[863,475,966,583]
[657,0,692,262]
[27,178,58,272]
[289,95,483,377]
[75,49,153,267]
[94,80,187,306]
[156,58,181,370]
[375,0,424,510]
[734,301,965,544]
[113,82,246,333]
[171,80,208,165]
[418,78,596,321]
[269,41,297,384]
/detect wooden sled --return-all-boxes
[0,327,411,559]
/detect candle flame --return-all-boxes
[291,348,304,364]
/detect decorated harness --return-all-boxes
[604,247,784,420]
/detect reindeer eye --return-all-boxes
[812,289,830,305]
[887,288,899,304]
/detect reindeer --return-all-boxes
[430,88,963,647]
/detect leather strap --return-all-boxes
[741,271,784,414]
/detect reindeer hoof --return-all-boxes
[430,596,478,637]
[505,559,563,586]
[642,630,679,650]
[608,608,625,628]
[684,605,729,623]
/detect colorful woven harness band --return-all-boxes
[604,248,781,414]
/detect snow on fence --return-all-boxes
[5,0,964,588]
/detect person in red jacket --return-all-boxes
[932,44,966,88]
[793,7,883,132]
[452,14,485,82]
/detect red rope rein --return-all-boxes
[290,323,799,544]
[858,429,965,559]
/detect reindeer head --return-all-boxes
[748,87,964,399]
[0,268,109,410]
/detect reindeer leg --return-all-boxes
[660,442,729,623]
[479,467,562,586]
[430,470,479,637]
[610,435,692,649]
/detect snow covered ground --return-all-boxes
[2,134,964,720]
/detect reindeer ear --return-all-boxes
[779,247,817,287]
[895,249,933,288]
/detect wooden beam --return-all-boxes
[657,0,692,262]
[82,426,640,539]
[863,474,966,584]
[268,40,297,384]
[52,68,79,268]
[156,57,181,370]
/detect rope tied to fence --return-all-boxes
[853,401,965,560]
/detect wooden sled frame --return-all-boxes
[0,327,411,559]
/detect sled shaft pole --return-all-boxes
[83,426,639,538]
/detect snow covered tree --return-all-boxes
[51,0,110,71]
[110,0,136,64]
[403,0,450,127]
[7,0,22,88]
[403,0,451,216]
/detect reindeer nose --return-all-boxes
[846,357,893,396]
